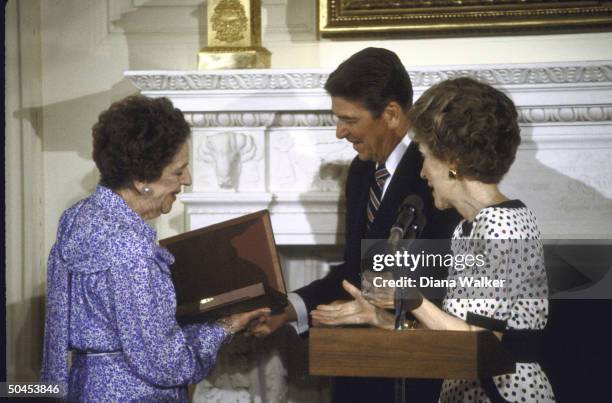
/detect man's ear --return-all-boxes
[382,101,402,130]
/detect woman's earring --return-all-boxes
[142,187,151,194]
[448,169,457,179]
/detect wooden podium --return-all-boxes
[309,328,515,380]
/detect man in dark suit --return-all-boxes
[251,47,459,402]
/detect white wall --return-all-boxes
[36,0,612,251]
[6,0,612,381]
[277,33,612,69]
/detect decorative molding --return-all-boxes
[518,106,612,123]
[272,113,336,127]
[185,112,275,127]
[125,64,612,92]
[185,108,612,127]
[409,65,612,87]
[186,112,335,127]
[126,71,329,91]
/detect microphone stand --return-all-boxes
[393,222,422,330]
[392,220,425,403]
[382,195,425,403]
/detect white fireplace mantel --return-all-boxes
[126,62,612,242]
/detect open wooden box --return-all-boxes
[160,210,287,320]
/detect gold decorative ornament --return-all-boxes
[448,169,458,179]
[199,0,271,69]
[318,0,612,37]
[211,0,248,43]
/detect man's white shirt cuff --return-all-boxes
[287,292,309,334]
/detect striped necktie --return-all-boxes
[366,163,390,231]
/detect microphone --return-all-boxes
[387,196,427,332]
[405,213,427,240]
[388,195,424,247]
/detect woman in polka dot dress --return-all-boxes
[312,77,555,402]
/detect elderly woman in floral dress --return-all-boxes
[40,95,269,401]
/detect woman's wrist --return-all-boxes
[215,317,237,342]
[373,307,396,330]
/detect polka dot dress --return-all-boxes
[439,200,555,402]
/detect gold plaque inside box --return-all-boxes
[160,210,287,321]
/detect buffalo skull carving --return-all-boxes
[198,132,258,189]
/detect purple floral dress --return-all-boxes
[40,185,227,402]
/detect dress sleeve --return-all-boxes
[39,243,70,397]
[461,209,549,331]
[460,239,514,329]
[110,255,227,387]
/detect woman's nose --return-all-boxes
[182,169,192,186]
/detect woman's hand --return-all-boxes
[218,307,271,335]
[310,280,395,330]
[245,304,297,337]
[361,271,395,310]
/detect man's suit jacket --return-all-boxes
[295,141,460,313]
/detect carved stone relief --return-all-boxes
[193,129,265,191]
[269,129,353,192]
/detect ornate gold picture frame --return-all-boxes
[319,0,612,37]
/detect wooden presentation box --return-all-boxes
[310,327,515,380]
[160,210,287,320]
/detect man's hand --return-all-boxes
[247,303,297,337]
[310,280,395,330]
[219,307,271,335]
[311,300,348,328]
